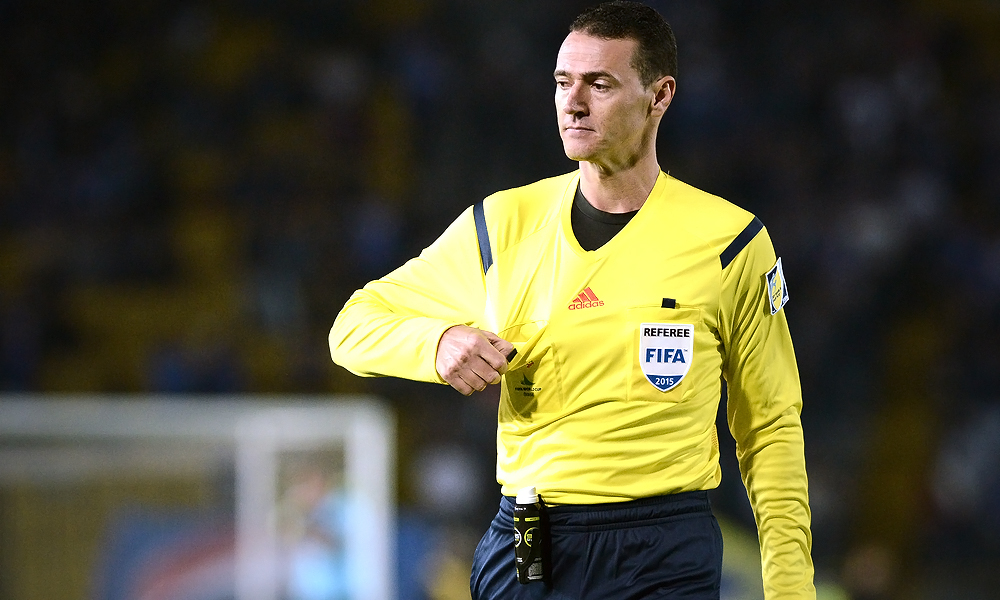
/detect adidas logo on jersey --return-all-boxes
[568,287,604,310]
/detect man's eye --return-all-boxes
[555,80,571,89]
[593,82,609,91]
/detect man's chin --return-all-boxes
[561,143,594,163]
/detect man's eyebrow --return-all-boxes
[553,69,618,81]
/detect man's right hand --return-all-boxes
[435,325,514,395]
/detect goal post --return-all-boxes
[0,395,396,600]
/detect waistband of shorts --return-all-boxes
[496,490,711,528]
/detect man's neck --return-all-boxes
[578,156,660,213]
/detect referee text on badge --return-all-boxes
[639,323,695,392]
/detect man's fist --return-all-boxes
[435,325,514,395]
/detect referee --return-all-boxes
[330,2,814,598]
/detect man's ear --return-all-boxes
[650,75,676,117]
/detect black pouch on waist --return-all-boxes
[513,486,549,584]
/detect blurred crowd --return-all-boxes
[1,0,999,598]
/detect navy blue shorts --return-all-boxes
[470,491,723,600]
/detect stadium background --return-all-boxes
[1,0,999,598]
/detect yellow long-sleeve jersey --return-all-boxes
[330,171,814,598]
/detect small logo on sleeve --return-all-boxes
[766,258,789,315]
[639,323,694,391]
[568,287,604,310]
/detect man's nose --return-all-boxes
[562,83,588,115]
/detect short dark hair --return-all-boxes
[569,1,677,86]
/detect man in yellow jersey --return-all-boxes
[330,1,814,598]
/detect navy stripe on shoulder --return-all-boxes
[720,217,763,269]
[473,201,493,274]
